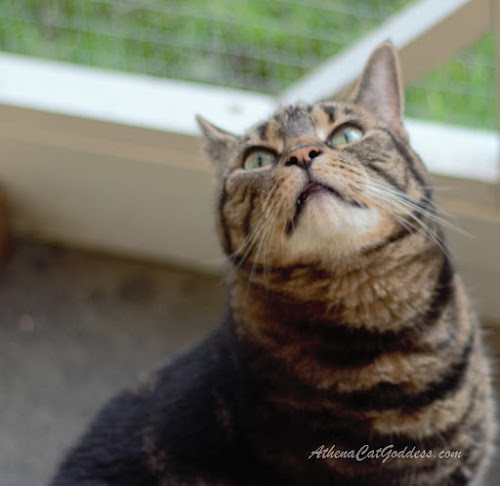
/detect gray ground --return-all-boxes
[0,240,498,486]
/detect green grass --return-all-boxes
[405,34,495,129]
[0,0,496,129]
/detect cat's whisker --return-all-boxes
[227,216,274,286]
[260,222,276,284]
[366,180,438,213]
[366,179,459,226]
[252,199,285,283]
[230,207,274,265]
[369,191,445,244]
[365,189,453,260]
[365,179,434,203]
[364,188,437,238]
[265,198,291,282]
[363,194,419,236]
[246,225,274,294]
[390,194,468,238]
[365,183,470,237]
[239,193,285,291]
[237,219,268,258]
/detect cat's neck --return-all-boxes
[229,240,446,335]
[226,244,451,475]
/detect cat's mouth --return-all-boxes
[286,182,366,234]
[298,182,343,206]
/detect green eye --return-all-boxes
[243,149,275,170]
[329,124,363,146]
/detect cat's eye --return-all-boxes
[243,149,276,170]
[329,124,363,146]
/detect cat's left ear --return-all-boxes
[196,115,239,168]
[351,42,405,137]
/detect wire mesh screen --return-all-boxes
[0,0,496,129]
[406,34,496,130]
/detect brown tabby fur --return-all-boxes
[49,43,494,486]
[198,43,495,485]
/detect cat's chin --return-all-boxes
[283,195,382,260]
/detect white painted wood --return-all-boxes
[280,0,489,105]
[407,120,499,182]
[0,105,224,272]
[2,53,496,182]
[0,52,275,136]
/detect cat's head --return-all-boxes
[197,43,433,271]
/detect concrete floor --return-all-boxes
[0,241,498,486]
[0,241,226,486]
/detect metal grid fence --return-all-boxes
[405,33,495,130]
[0,0,496,129]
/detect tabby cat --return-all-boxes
[49,43,494,486]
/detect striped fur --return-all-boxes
[49,43,494,486]
[199,43,495,485]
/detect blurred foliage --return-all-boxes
[405,34,495,129]
[0,0,496,129]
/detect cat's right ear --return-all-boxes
[196,115,239,168]
[350,42,406,137]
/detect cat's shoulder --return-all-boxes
[94,323,238,433]
[51,324,242,485]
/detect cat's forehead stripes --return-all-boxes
[256,122,269,141]
[249,103,362,145]
[320,104,336,124]
[309,103,339,139]
[249,117,281,143]
[274,104,316,139]
[250,103,337,144]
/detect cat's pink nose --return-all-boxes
[285,145,323,170]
